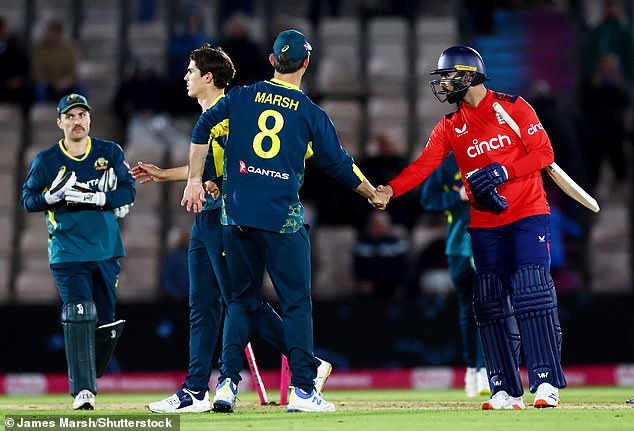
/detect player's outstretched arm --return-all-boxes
[131,162,188,184]
[181,142,209,213]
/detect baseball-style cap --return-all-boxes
[57,93,91,116]
[273,29,312,65]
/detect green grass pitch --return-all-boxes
[1,387,633,431]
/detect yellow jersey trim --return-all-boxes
[58,137,91,161]
[352,163,365,182]
[269,78,302,92]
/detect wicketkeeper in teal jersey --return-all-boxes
[22,93,135,410]
[182,30,385,413]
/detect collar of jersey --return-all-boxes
[207,93,225,110]
[461,89,493,112]
[58,136,91,161]
[269,78,302,91]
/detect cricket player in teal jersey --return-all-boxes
[134,45,234,414]
[420,152,488,398]
[182,29,384,413]
[134,45,333,413]
[22,94,135,410]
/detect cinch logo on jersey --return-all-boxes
[466,134,512,158]
[527,122,544,135]
[238,160,290,180]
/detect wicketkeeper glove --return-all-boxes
[98,167,117,192]
[473,189,508,213]
[44,170,77,205]
[64,188,106,207]
[113,204,132,218]
[466,162,508,197]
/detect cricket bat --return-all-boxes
[492,102,600,213]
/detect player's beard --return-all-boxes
[447,87,468,104]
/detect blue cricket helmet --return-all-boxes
[429,46,489,104]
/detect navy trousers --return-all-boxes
[220,225,316,390]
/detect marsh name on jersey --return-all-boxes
[254,92,299,110]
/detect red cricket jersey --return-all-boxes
[389,89,554,228]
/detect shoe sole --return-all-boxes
[287,406,336,413]
[148,404,211,413]
[482,402,524,410]
[534,399,559,408]
[73,402,94,410]
[212,401,235,413]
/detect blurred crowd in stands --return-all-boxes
[1,0,632,301]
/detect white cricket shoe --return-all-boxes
[477,368,491,395]
[533,382,560,408]
[287,386,336,412]
[315,358,332,394]
[148,388,210,413]
[73,389,95,410]
[465,367,479,397]
[482,390,525,410]
[212,378,238,413]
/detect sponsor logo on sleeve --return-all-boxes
[527,122,544,135]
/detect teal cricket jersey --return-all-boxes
[419,152,472,258]
[201,95,228,212]
[192,78,365,233]
[22,137,135,264]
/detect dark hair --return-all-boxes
[189,43,236,88]
[274,53,308,74]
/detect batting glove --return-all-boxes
[44,170,77,205]
[466,162,508,197]
[113,204,132,218]
[64,189,106,207]
[473,189,508,213]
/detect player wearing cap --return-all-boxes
[375,46,566,409]
[135,44,332,413]
[181,29,383,413]
[22,93,135,410]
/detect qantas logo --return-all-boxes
[466,134,512,158]
[454,124,468,136]
[527,122,544,135]
[238,160,290,180]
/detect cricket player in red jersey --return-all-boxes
[376,46,566,410]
